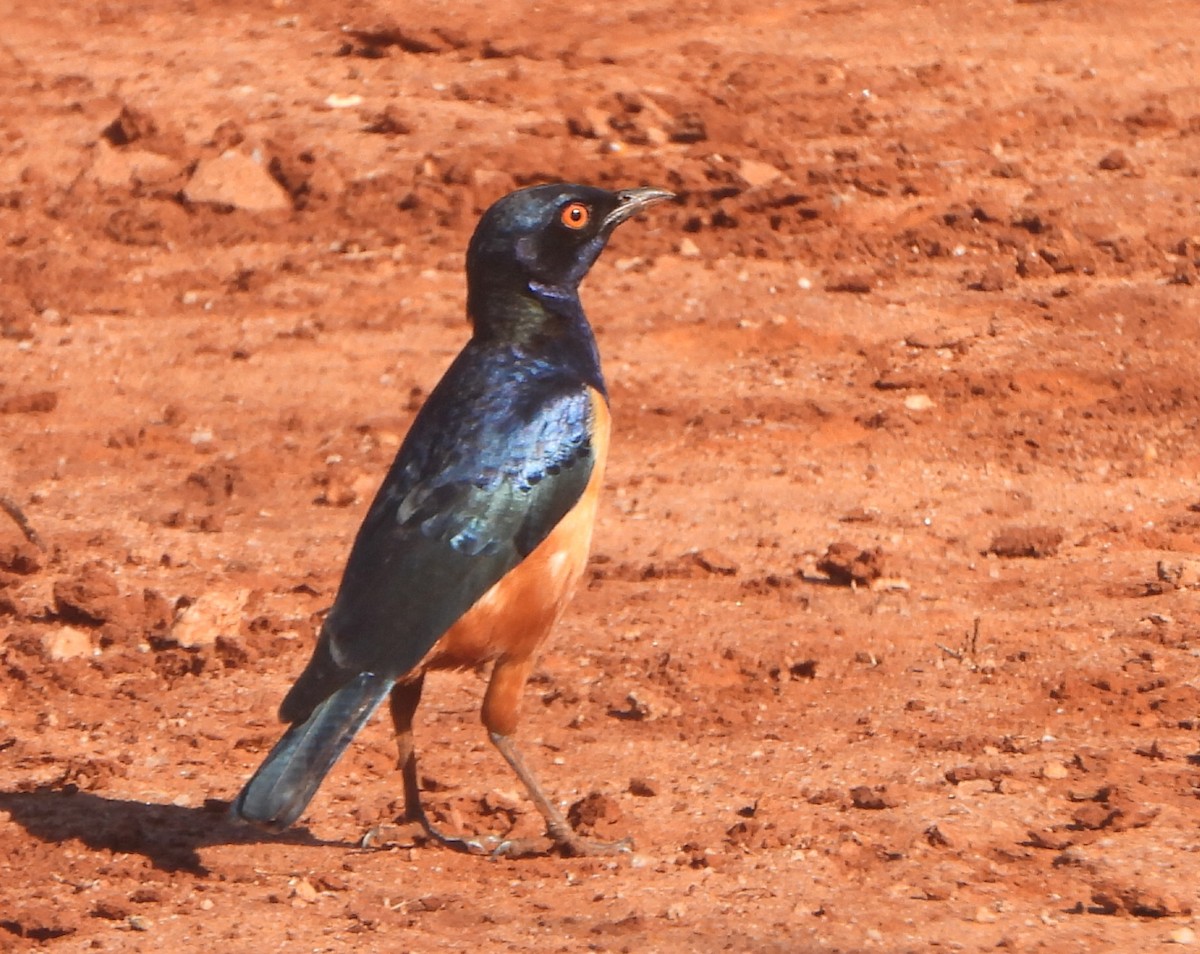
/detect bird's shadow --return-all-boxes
[0,785,344,875]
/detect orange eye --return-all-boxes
[560,201,590,230]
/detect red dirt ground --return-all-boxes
[2,1,1199,951]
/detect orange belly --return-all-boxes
[420,388,611,675]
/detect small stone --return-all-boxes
[1098,149,1129,171]
[692,548,738,576]
[184,150,291,212]
[974,905,998,923]
[738,159,783,189]
[170,590,249,648]
[825,273,873,294]
[41,625,95,661]
[624,687,681,721]
[987,526,1064,559]
[567,792,622,831]
[292,878,318,903]
[628,777,658,797]
[53,562,121,625]
[849,785,893,810]
[904,394,935,411]
[1042,761,1070,780]
[1169,927,1196,945]
[678,237,701,258]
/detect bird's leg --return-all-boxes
[362,673,489,853]
[483,659,632,858]
[488,731,631,857]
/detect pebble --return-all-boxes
[183,149,291,212]
[1170,927,1196,946]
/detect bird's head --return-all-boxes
[466,183,673,334]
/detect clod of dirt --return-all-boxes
[825,273,873,294]
[567,792,622,834]
[619,687,681,721]
[169,590,249,648]
[1156,559,1200,589]
[691,548,738,575]
[90,899,131,921]
[342,21,469,56]
[53,563,121,626]
[0,539,42,576]
[183,151,292,213]
[987,526,1064,558]
[363,106,414,136]
[849,786,894,810]
[636,548,739,580]
[101,105,159,147]
[39,625,96,661]
[816,542,886,587]
[1089,881,1189,918]
[628,777,658,797]
[0,390,58,415]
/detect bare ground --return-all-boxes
[1,1,1199,951]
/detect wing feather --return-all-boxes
[279,345,598,723]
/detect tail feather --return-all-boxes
[232,671,394,831]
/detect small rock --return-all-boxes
[678,237,701,258]
[102,106,160,146]
[816,542,886,587]
[90,142,180,189]
[1170,927,1196,945]
[825,273,873,294]
[568,792,622,832]
[1157,559,1200,589]
[482,788,523,813]
[1098,149,1129,171]
[623,687,681,721]
[849,786,893,810]
[987,526,1064,559]
[0,539,43,575]
[362,105,413,136]
[628,777,658,797]
[291,878,318,903]
[738,159,783,189]
[974,905,998,923]
[41,625,95,661]
[966,264,1007,292]
[1042,761,1070,780]
[0,390,58,415]
[692,548,738,576]
[53,563,121,625]
[566,106,612,139]
[170,590,249,648]
[904,394,935,412]
[183,150,291,212]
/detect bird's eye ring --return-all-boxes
[560,201,590,230]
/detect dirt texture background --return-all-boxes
[1,1,1199,951]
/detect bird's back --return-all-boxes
[280,337,606,724]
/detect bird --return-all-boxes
[232,183,674,857]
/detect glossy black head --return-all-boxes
[465,183,673,334]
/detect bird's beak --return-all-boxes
[603,187,676,230]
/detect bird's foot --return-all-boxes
[552,832,634,858]
[492,828,633,859]
[362,814,500,854]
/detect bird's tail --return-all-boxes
[231,671,394,831]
